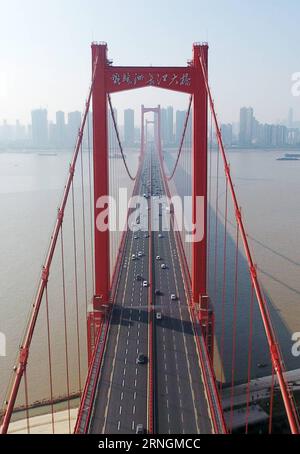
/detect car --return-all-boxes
[158,233,163,238]
[156,255,161,261]
[161,263,167,269]
[155,289,160,296]
[144,233,149,238]
[156,312,162,320]
[138,251,143,257]
[143,280,148,287]
[134,235,139,240]
[136,354,147,365]
[136,274,142,281]
[131,254,137,261]
[171,294,177,301]
[136,424,145,434]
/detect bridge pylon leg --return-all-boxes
[192,43,213,359]
[87,308,102,364]
[87,43,110,362]
[198,295,214,362]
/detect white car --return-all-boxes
[156,255,161,261]
[132,254,137,261]
[138,251,143,257]
[143,281,148,287]
[158,234,163,238]
[156,312,162,320]
[171,294,177,301]
[161,264,167,269]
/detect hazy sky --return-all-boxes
[0,0,299,125]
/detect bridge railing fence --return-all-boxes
[0,86,96,434]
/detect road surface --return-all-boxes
[89,145,213,434]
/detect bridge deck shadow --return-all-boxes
[165,150,298,385]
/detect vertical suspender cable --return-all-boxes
[220,178,228,394]
[214,142,220,306]
[60,227,71,433]
[269,365,275,434]
[198,47,300,434]
[245,283,254,434]
[24,370,30,434]
[71,180,82,393]
[229,223,239,433]
[45,286,55,433]
[207,112,213,290]
[80,142,88,315]
[87,112,95,294]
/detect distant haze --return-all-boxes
[0,0,299,125]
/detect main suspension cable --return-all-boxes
[108,94,138,181]
[164,95,193,181]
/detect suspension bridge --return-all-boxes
[0,42,299,435]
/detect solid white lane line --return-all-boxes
[167,226,201,433]
[102,228,136,433]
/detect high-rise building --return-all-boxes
[31,109,48,147]
[108,108,118,139]
[167,106,174,144]
[288,108,294,129]
[67,111,81,147]
[124,109,135,146]
[220,124,233,147]
[239,107,254,145]
[175,110,186,145]
[48,121,57,145]
[161,108,168,145]
[161,106,174,146]
[15,120,26,141]
[56,111,66,147]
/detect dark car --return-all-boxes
[155,289,161,296]
[136,353,147,365]
[136,424,145,434]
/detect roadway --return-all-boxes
[151,148,212,434]
[89,144,213,434]
[89,152,151,434]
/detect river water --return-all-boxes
[0,148,299,411]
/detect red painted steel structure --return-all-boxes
[91,43,110,311]
[192,44,208,309]
[197,48,300,434]
[4,41,297,436]
[88,42,212,359]
[0,58,99,433]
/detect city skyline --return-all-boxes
[0,1,300,126]
[1,104,299,149]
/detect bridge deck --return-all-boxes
[88,146,213,434]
